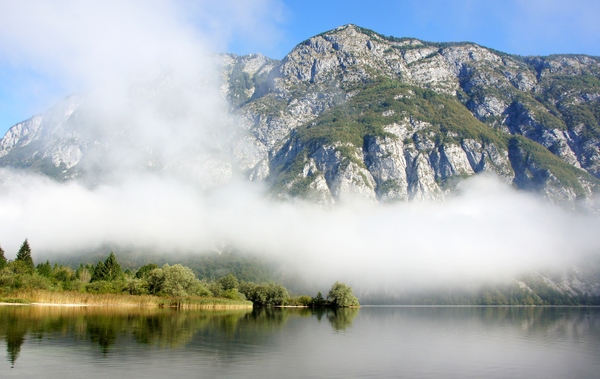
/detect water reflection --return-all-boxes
[4,313,25,368]
[1,305,598,375]
[331,308,359,331]
[0,306,254,365]
[0,305,363,367]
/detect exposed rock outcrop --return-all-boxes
[1,24,599,204]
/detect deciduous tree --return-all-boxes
[327,281,359,308]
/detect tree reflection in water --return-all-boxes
[5,313,26,368]
[0,305,363,366]
[4,305,594,368]
[0,306,253,365]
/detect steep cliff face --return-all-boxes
[1,24,599,204]
[231,25,600,204]
[0,96,87,179]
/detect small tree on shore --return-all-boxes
[327,281,359,308]
[15,239,34,270]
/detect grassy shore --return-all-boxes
[0,289,253,309]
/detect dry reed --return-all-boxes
[2,289,253,309]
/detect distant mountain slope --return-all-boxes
[2,24,600,204]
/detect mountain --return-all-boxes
[2,24,600,204]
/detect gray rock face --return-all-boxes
[1,24,599,204]
[0,115,43,158]
[364,125,409,201]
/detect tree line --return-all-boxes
[0,240,360,308]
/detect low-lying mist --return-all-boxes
[1,168,599,291]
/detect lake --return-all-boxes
[1,305,599,378]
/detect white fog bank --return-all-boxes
[1,170,598,289]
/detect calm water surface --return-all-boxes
[0,305,598,378]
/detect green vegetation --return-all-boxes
[508,135,600,197]
[327,281,360,307]
[510,93,567,131]
[55,249,279,284]
[0,241,253,307]
[297,78,507,155]
[270,148,315,197]
[288,284,360,308]
[15,240,34,271]
[0,240,359,308]
[534,74,600,140]
[270,78,514,194]
[2,241,597,306]
[240,282,289,306]
[91,252,123,282]
[0,245,6,270]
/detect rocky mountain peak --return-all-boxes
[1,24,600,206]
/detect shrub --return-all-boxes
[288,295,312,306]
[125,278,149,295]
[222,288,244,300]
[243,283,289,306]
[85,280,126,294]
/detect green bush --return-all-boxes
[85,280,126,294]
[222,288,244,300]
[288,295,312,306]
[241,282,289,306]
[125,278,149,295]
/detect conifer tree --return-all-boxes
[91,252,122,282]
[0,245,7,270]
[36,260,52,277]
[103,252,122,281]
[91,260,106,282]
[15,239,34,270]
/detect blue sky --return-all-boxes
[1,0,599,136]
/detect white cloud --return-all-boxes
[0,0,285,131]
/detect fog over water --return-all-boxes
[1,1,600,291]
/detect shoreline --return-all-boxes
[0,301,253,309]
[0,302,91,307]
[0,290,253,309]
